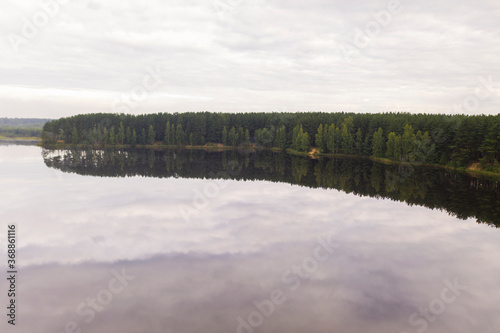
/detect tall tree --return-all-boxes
[140,128,146,145]
[176,124,184,145]
[148,125,155,145]
[372,128,385,157]
[355,128,363,155]
[117,122,125,144]
[109,127,115,145]
[164,121,171,144]
[222,126,228,145]
[315,124,327,152]
[126,127,131,144]
[71,126,78,145]
[228,126,237,146]
[131,129,137,146]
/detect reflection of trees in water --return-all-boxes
[42,148,500,227]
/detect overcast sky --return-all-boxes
[0,0,499,119]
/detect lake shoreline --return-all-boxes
[38,142,500,180]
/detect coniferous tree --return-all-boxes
[222,126,228,145]
[300,130,310,152]
[126,127,131,144]
[402,124,415,161]
[109,127,115,145]
[165,121,171,144]
[148,125,155,145]
[228,126,237,146]
[131,129,137,146]
[171,124,176,145]
[274,125,286,148]
[102,127,108,145]
[176,124,184,145]
[245,129,250,144]
[140,128,146,145]
[117,122,125,144]
[372,128,385,157]
[71,126,78,144]
[326,124,337,154]
[355,128,363,155]
[315,124,327,152]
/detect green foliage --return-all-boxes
[274,125,286,148]
[131,129,137,146]
[109,127,115,145]
[148,125,155,145]
[355,128,364,155]
[222,126,228,145]
[372,128,385,157]
[292,124,310,151]
[41,111,500,168]
[117,122,125,145]
[386,132,401,160]
[140,128,146,145]
[126,127,131,144]
[228,126,237,146]
[315,124,327,152]
[175,124,184,145]
[326,124,338,154]
[255,128,274,147]
[245,129,250,144]
[71,126,79,144]
[0,118,50,139]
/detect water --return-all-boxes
[1,144,499,333]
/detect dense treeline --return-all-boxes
[42,148,500,226]
[0,127,42,138]
[42,112,500,169]
[0,118,50,138]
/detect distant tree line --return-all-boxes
[0,118,51,138]
[42,112,500,168]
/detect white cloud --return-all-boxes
[0,0,499,118]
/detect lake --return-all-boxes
[1,143,499,333]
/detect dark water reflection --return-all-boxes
[0,146,499,333]
[42,148,500,226]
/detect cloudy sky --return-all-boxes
[0,0,499,119]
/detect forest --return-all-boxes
[42,112,500,170]
[0,118,51,138]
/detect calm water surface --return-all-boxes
[0,144,499,333]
